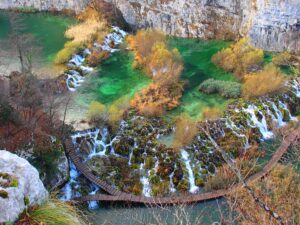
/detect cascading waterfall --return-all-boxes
[140,162,151,197]
[291,79,300,97]
[88,184,100,209]
[60,79,300,199]
[60,162,80,201]
[181,150,199,194]
[65,27,127,91]
[243,104,274,139]
[225,118,250,148]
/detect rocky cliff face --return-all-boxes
[107,0,300,52]
[0,0,299,52]
[0,150,48,223]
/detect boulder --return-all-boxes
[0,150,48,223]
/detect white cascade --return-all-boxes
[181,150,199,193]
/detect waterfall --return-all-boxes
[291,79,300,97]
[243,105,274,139]
[225,118,250,148]
[88,184,99,209]
[140,163,151,197]
[65,27,127,91]
[181,150,199,193]
[169,164,176,193]
[60,162,80,201]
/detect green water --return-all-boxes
[167,38,235,119]
[0,11,75,63]
[77,38,235,118]
[89,199,227,225]
[76,51,151,106]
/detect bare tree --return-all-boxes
[201,127,286,224]
[8,13,40,74]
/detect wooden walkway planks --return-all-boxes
[69,126,300,204]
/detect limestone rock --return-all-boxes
[0,0,299,51]
[0,150,48,223]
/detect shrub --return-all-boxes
[131,83,183,117]
[272,51,293,66]
[88,97,130,129]
[55,7,107,65]
[147,42,183,86]
[227,165,300,224]
[127,29,166,68]
[172,114,198,150]
[202,107,223,120]
[199,79,242,98]
[26,198,88,225]
[0,96,19,125]
[212,38,264,79]
[242,64,285,99]
[54,41,83,64]
[88,101,109,125]
[204,159,259,191]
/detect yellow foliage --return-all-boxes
[242,64,285,99]
[272,51,293,66]
[88,97,130,129]
[55,7,107,65]
[54,41,83,64]
[131,82,183,117]
[88,101,108,124]
[202,107,222,120]
[172,114,198,150]
[128,29,185,116]
[147,42,183,86]
[65,19,106,43]
[127,29,166,68]
[212,38,264,79]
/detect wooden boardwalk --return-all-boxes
[68,126,300,204]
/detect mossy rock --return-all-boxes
[0,189,8,198]
[145,156,155,170]
[24,196,30,206]
[195,177,205,187]
[152,180,170,196]
[150,175,160,185]
[177,180,189,192]
[208,164,216,174]
[282,109,291,122]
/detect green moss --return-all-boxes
[0,189,8,198]
[177,179,189,192]
[282,109,291,122]
[195,177,205,187]
[24,196,30,206]
[10,178,19,188]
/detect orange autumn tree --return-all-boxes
[212,38,264,79]
[242,64,285,99]
[172,113,198,150]
[127,29,166,68]
[130,30,184,116]
[147,42,183,86]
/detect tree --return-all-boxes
[242,64,285,99]
[8,13,40,74]
[212,38,264,79]
[172,114,198,150]
[147,42,183,86]
[127,29,166,68]
[202,107,222,120]
[272,51,294,67]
